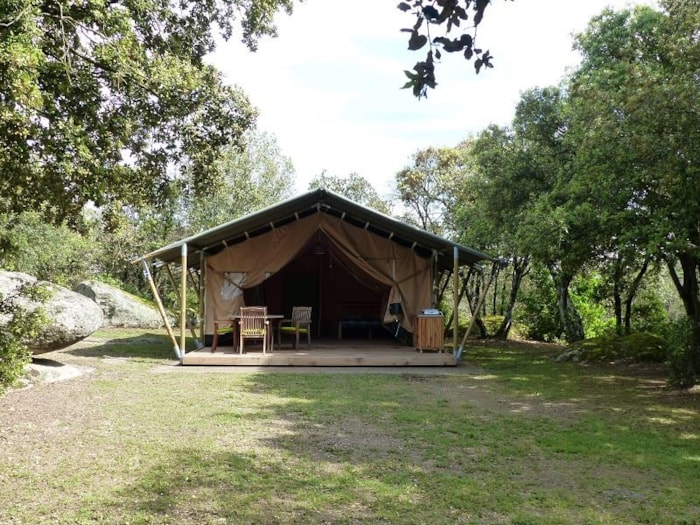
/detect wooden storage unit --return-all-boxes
[413,314,445,353]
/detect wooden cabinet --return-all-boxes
[413,314,445,353]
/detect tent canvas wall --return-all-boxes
[204,212,431,338]
[135,188,495,356]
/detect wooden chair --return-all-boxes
[238,306,269,354]
[278,306,312,350]
[211,319,235,353]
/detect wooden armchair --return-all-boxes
[211,319,235,353]
[238,306,269,354]
[278,306,312,350]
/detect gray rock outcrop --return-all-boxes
[75,280,171,329]
[0,271,103,354]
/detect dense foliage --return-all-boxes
[309,172,392,215]
[0,283,49,393]
[0,210,98,287]
[0,0,295,224]
[395,146,470,235]
[570,1,700,385]
[396,1,698,386]
[1,1,697,390]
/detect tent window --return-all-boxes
[221,272,245,300]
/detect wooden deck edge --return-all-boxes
[181,351,457,367]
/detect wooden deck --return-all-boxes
[182,339,457,366]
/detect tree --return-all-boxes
[570,2,700,385]
[460,126,533,339]
[184,129,295,232]
[509,87,589,343]
[309,172,392,215]
[395,145,467,235]
[398,0,510,98]
[0,209,98,287]
[0,0,295,224]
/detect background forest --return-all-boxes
[0,1,698,388]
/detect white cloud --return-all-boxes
[207,0,658,197]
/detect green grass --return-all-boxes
[1,332,698,524]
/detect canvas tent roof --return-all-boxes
[138,188,495,269]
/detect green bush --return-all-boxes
[0,284,50,393]
[666,319,697,389]
[0,211,98,287]
[631,287,672,335]
[570,273,615,338]
[482,315,504,336]
[514,264,562,342]
[563,332,668,364]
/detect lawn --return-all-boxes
[1,330,698,524]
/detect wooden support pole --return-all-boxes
[187,266,202,345]
[199,251,206,344]
[140,259,181,359]
[453,247,459,353]
[164,263,201,347]
[180,243,188,355]
[186,267,199,297]
[456,262,498,360]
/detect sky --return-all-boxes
[207,0,657,197]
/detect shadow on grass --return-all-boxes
[63,330,180,362]
[102,368,700,524]
[466,340,676,394]
[110,446,408,524]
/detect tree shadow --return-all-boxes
[92,363,700,524]
[108,444,406,524]
[62,331,180,361]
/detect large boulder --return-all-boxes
[75,280,171,329]
[0,271,103,355]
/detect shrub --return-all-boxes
[515,265,562,342]
[560,333,668,364]
[631,287,672,335]
[570,273,615,338]
[0,211,98,287]
[623,332,669,363]
[482,315,504,336]
[0,284,50,393]
[666,319,697,389]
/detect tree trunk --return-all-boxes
[499,270,508,316]
[612,257,623,336]
[465,272,488,338]
[552,268,584,343]
[667,252,700,386]
[495,256,530,339]
[492,269,498,315]
[622,257,650,335]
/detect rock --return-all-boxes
[75,280,172,329]
[24,359,93,385]
[555,348,581,362]
[0,271,103,354]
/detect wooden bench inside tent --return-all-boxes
[337,302,382,340]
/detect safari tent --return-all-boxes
[135,188,496,365]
